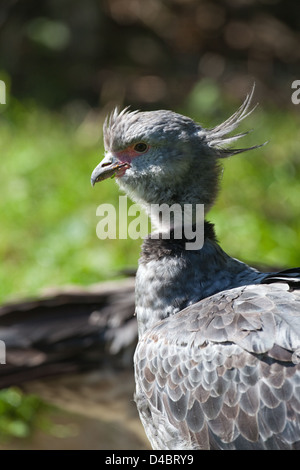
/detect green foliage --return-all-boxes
[0,388,51,439]
[0,88,299,305]
[0,85,299,442]
[183,80,300,267]
[0,99,140,303]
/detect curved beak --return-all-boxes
[91,154,130,186]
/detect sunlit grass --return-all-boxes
[0,100,140,303]
[0,88,299,304]
[209,103,300,268]
[0,86,299,443]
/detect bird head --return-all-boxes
[91,88,263,223]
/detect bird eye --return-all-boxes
[134,142,148,153]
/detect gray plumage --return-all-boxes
[134,276,300,450]
[91,89,300,450]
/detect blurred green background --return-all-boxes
[0,0,299,448]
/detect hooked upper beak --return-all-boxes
[91,154,131,186]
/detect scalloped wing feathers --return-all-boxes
[134,283,300,450]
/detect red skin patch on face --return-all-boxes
[115,144,149,164]
[112,144,149,178]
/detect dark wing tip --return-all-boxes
[261,268,300,289]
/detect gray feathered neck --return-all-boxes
[140,220,217,263]
[135,219,264,336]
[96,89,267,336]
